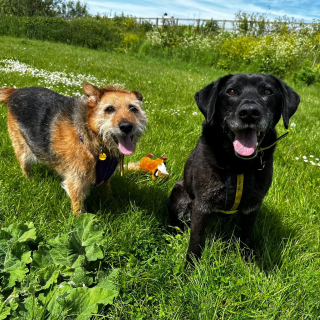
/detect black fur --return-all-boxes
[168,73,300,262]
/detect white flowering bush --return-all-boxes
[143,25,319,77]
[218,33,313,76]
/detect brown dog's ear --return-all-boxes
[276,78,300,129]
[132,90,143,101]
[83,83,101,107]
[194,75,232,123]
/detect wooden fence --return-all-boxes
[133,17,318,32]
[136,17,234,30]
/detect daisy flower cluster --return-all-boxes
[295,155,320,167]
[0,59,124,96]
[143,100,198,117]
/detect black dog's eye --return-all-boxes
[264,89,273,96]
[129,105,138,113]
[227,89,236,96]
[105,106,115,113]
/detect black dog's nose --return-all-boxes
[119,121,133,134]
[238,104,261,123]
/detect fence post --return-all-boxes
[222,20,225,31]
[197,19,200,28]
[176,18,179,25]
[156,18,158,27]
[139,17,141,25]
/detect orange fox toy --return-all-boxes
[129,153,169,179]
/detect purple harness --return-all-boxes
[79,136,119,186]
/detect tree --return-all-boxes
[55,1,88,19]
[0,0,88,18]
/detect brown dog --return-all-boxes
[0,83,147,214]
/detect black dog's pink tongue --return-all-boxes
[117,135,135,155]
[233,129,257,157]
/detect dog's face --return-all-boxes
[83,83,147,156]
[195,74,300,159]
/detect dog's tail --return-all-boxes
[0,87,16,104]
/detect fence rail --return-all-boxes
[136,18,234,30]
[132,17,318,31]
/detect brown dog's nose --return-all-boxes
[238,104,261,123]
[119,121,133,134]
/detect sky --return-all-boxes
[86,0,320,23]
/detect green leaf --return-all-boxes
[1,222,36,243]
[70,268,94,288]
[39,282,74,317]
[72,214,105,247]
[85,243,103,261]
[96,268,120,291]
[0,242,31,288]
[37,264,74,290]
[0,303,11,320]
[56,286,119,319]
[11,295,42,320]
[23,263,74,294]
[48,234,86,268]
[31,245,54,271]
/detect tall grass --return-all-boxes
[0,36,319,318]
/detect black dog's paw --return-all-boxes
[240,241,255,262]
[184,252,200,270]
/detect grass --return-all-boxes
[0,35,319,319]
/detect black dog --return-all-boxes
[168,73,300,262]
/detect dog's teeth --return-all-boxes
[256,143,258,147]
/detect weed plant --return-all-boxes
[0,36,319,318]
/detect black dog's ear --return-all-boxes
[276,78,300,129]
[194,75,231,123]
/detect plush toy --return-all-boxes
[128,153,169,179]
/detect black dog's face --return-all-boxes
[195,73,300,159]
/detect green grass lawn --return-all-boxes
[0,36,319,319]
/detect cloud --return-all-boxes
[86,0,320,22]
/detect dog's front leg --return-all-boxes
[239,206,260,258]
[98,179,112,195]
[63,175,91,215]
[186,201,209,264]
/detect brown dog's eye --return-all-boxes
[264,89,272,95]
[129,105,138,113]
[227,89,236,96]
[105,106,115,113]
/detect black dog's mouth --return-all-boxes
[232,129,265,160]
[112,135,135,155]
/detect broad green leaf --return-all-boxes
[20,273,41,294]
[0,242,31,288]
[0,240,8,271]
[96,268,120,291]
[70,268,94,288]
[0,303,11,320]
[0,290,19,319]
[56,286,119,319]
[1,222,36,243]
[37,264,74,290]
[11,295,42,320]
[31,245,54,271]
[21,264,74,295]
[48,234,85,268]
[40,282,74,317]
[72,214,105,247]
[85,243,103,261]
